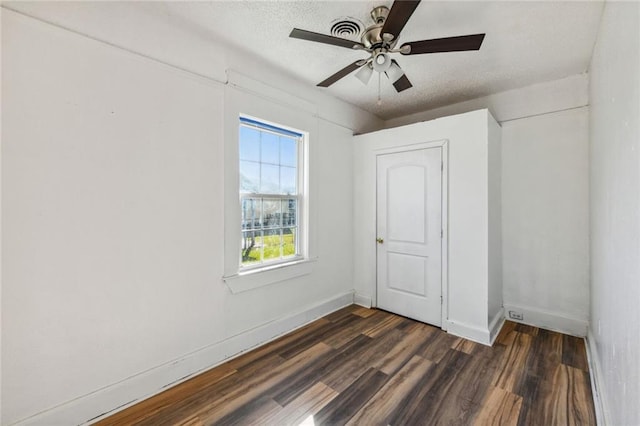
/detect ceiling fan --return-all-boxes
[289,0,485,93]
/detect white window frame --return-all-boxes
[222,86,317,294]
[238,117,306,270]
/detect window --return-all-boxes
[238,117,304,268]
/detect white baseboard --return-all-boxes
[585,328,610,426]
[503,303,588,337]
[445,319,493,346]
[353,293,372,308]
[14,291,355,426]
[489,308,506,345]
[444,309,505,347]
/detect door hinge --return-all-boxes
[441,229,443,238]
[441,161,443,171]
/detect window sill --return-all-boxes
[223,257,317,294]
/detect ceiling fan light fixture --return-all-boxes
[372,52,391,72]
[290,1,486,97]
[355,63,374,85]
[386,61,405,82]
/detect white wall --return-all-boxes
[1,2,383,135]
[487,116,503,328]
[588,2,640,425]
[502,108,590,336]
[390,75,591,337]
[1,9,380,425]
[0,8,4,423]
[353,110,501,345]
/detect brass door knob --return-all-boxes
[376,238,384,244]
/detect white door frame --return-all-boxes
[373,139,449,330]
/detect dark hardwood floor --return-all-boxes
[97,305,596,425]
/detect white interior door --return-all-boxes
[376,147,443,326]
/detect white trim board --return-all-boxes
[503,303,588,337]
[585,329,610,426]
[489,308,506,344]
[224,258,317,294]
[13,292,355,426]
[444,309,505,347]
[445,320,494,346]
[353,293,372,308]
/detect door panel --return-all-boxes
[387,253,427,296]
[377,147,442,326]
[387,165,426,244]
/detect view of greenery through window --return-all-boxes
[239,121,300,266]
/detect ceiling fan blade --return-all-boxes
[401,33,486,55]
[386,60,412,92]
[392,74,413,92]
[290,28,364,50]
[381,0,421,41]
[317,61,363,87]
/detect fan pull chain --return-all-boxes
[377,72,382,106]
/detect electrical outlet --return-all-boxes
[508,310,523,321]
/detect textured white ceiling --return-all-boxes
[163,1,604,120]
[7,1,604,120]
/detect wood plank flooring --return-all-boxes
[96,305,595,425]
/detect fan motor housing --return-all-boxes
[370,6,389,24]
[361,24,398,49]
[361,6,398,50]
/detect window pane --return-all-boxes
[280,166,297,194]
[262,229,282,261]
[260,164,279,193]
[241,198,251,230]
[261,132,279,165]
[262,199,281,228]
[242,198,260,230]
[241,230,261,265]
[240,161,260,193]
[282,199,297,227]
[280,137,297,167]
[283,227,296,258]
[239,126,260,162]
